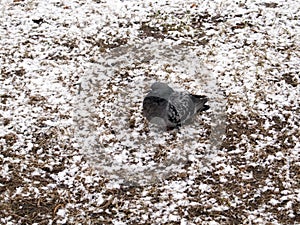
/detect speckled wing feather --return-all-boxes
[167,92,196,127]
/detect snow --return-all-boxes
[0,0,299,224]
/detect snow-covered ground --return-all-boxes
[0,0,299,224]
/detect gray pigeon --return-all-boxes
[142,82,209,129]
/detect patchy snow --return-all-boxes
[74,40,226,185]
[0,0,299,224]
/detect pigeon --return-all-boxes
[142,82,209,129]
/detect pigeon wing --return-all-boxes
[167,92,195,126]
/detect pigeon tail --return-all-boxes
[190,94,210,112]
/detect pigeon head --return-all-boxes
[150,82,174,97]
[151,82,170,90]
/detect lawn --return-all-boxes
[0,0,299,224]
